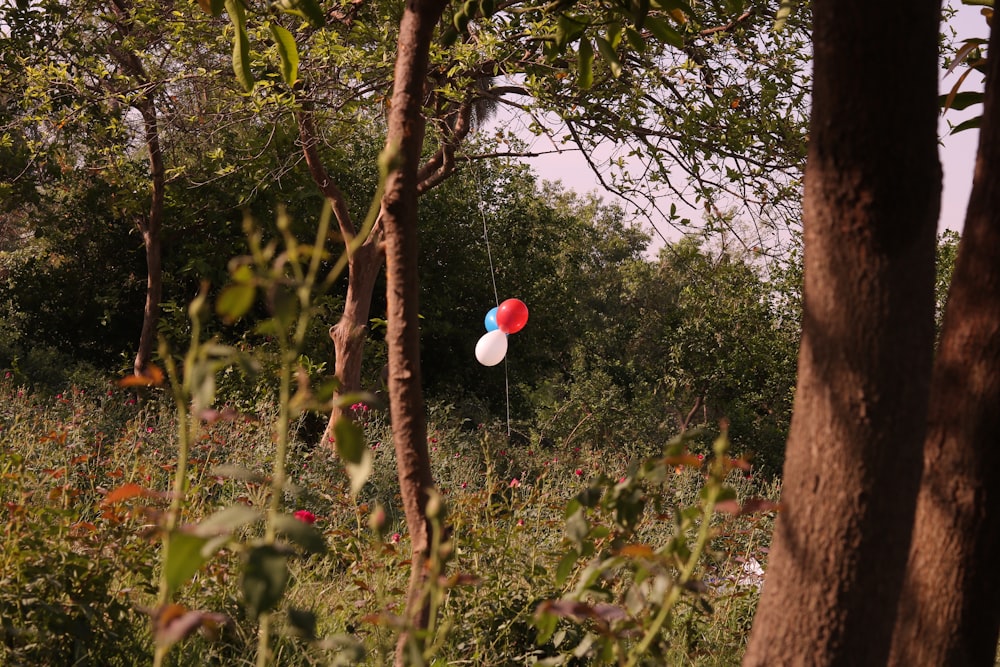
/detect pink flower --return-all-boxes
[517,519,524,526]
[391,532,401,544]
[293,510,317,524]
[697,454,704,461]
[460,482,468,489]
[509,478,521,488]
[146,427,155,433]
[574,469,583,477]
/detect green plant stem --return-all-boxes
[625,481,721,667]
[256,612,273,667]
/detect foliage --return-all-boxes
[0,377,776,665]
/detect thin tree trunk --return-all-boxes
[743,1,941,664]
[134,100,164,376]
[294,106,385,442]
[320,241,383,446]
[890,23,1000,665]
[380,0,447,661]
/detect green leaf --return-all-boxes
[624,27,646,52]
[164,532,210,598]
[287,608,317,640]
[773,0,796,31]
[268,23,299,87]
[216,283,256,323]
[940,90,983,111]
[333,416,372,496]
[556,14,586,51]
[346,447,373,498]
[333,417,365,464]
[242,544,289,620]
[566,507,589,546]
[193,505,261,537]
[210,463,267,484]
[645,16,684,48]
[225,0,254,92]
[555,549,579,586]
[533,607,559,645]
[273,513,327,554]
[595,36,623,78]
[950,116,981,134]
[606,21,623,49]
[295,0,327,28]
[577,38,594,89]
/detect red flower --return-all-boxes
[294,509,317,524]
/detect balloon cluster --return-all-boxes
[475,298,529,366]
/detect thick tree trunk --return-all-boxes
[380,0,448,663]
[743,1,941,664]
[134,101,165,376]
[890,24,1000,666]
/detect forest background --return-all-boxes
[0,0,990,665]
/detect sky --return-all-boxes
[519,2,987,240]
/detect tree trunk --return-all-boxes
[380,0,448,662]
[890,23,1000,666]
[743,1,941,664]
[134,100,165,376]
[320,240,383,447]
[294,106,386,443]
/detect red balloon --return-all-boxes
[496,298,529,334]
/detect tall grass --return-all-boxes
[0,376,776,665]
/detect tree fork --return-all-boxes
[743,0,941,663]
[890,21,1000,666]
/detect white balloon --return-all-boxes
[475,329,508,366]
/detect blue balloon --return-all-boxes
[484,307,499,332]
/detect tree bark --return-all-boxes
[890,23,1000,666]
[743,1,941,664]
[295,87,473,449]
[295,106,385,443]
[105,0,164,377]
[380,0,447,662]
[132,90,165,377]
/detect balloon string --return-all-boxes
[504,357,511,437]
[474,165,509,434]
[477,182,501,308]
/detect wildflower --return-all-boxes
[697,454,704,461]
[509,478,521,488]
[146,427,155,434]
[3,372,10,379]
[390,532,401,544]
[517,519,524,527]
[618,476,627,484]
[293,509,317,524]
[460,482,468,489]
[574,469,583,477]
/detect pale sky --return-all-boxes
[522,2,987,239]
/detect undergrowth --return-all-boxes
[0,377,776,665]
